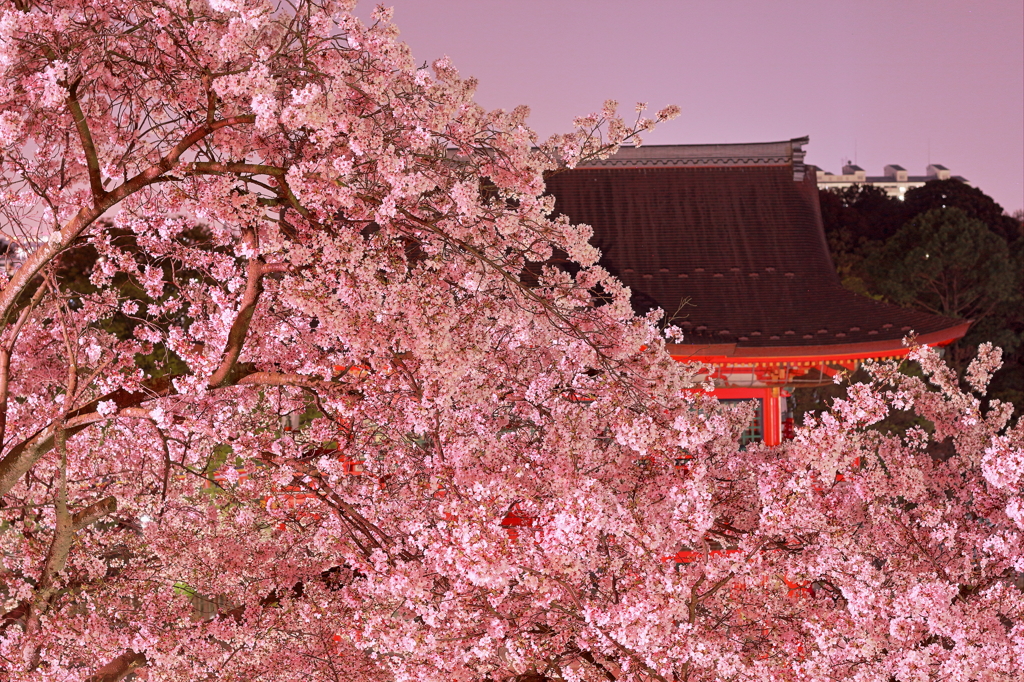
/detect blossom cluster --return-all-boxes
[0,1,1018,681]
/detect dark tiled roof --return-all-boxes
[545,142,966,350]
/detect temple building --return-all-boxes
[544,137,969,446]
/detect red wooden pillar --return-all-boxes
[763,387,782,446]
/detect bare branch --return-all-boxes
[187,161,284,176]
[235,371,333,388]
[22,416,73,667]
[66,77,106,202]
[85,649,147,682]
[208,228,264,388]
[261,262,294,274]
[71,496,117,532]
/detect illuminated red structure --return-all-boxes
[545,137,969,445]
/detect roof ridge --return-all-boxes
[581,136,809,180]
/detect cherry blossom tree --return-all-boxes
[0,1,1020,680]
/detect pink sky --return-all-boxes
[361,0,1024,213]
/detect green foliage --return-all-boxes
[812,182,1024,419]
[205,443,234,477]
[863,207,1017,321]
[816,185,902,297]
[818,184,906,244]
[172,580,199,598]
[903,179,1022,244]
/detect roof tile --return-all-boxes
[545,150,964,349]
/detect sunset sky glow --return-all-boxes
[365,0,1024,212]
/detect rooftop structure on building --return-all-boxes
[544,137,969,445]
[814,162,969,199]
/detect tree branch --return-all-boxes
[71,496,117,532]
[261,262,294,274]
[22,417,74,667]
[187,161,284,177]
[235,371,332,388]
[0,282,47,446]
[208,228,264,388]
[0,115,255,329]
[0,368,328,498]
[0,376,175,498]
[66,77,106,202]
[85,649,147,682]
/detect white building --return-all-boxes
[814,163,968,200]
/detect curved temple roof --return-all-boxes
[545,137,968,359]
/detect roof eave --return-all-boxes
[667,322,971,364]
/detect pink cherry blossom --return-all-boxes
[0,2,1018,681]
